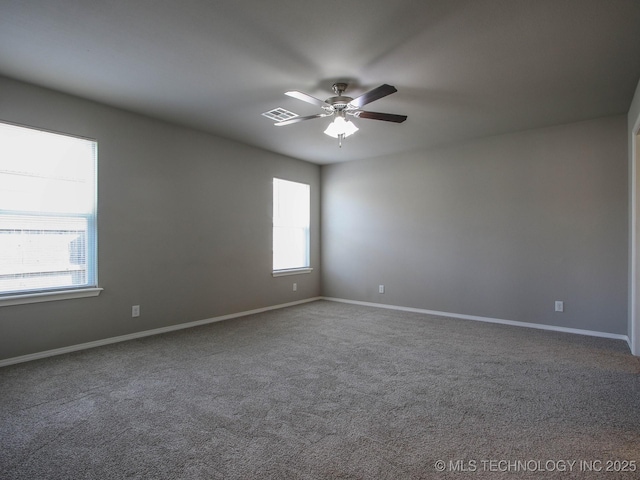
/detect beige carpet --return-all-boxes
[1,300,639,479]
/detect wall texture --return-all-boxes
[0,76,321,360]
[322,116,628,335]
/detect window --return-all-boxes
[0,122,99,303]
[273,178,311,275]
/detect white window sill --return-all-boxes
[272,267,313,277]
[0,287,103,307]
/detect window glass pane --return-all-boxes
[0,122,97,295]
[273,178,310,270]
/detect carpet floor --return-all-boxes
[1,300,639,479]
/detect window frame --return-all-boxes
[272,177,313,277]
[0,121,102,307]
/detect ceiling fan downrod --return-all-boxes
[332,82,347,96]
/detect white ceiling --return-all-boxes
[1,0,639,164]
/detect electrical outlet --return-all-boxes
[293,282,297,292]
[554,301,564,312]
[132,305,140,317]
[379,285,385,294]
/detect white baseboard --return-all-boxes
[2,295,631,367]
[0,297,322,368]
[321,297,631,347]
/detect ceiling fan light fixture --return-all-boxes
[324,116,358,138]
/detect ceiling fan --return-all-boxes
[274,83,407,147]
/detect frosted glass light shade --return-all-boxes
[324,116,358,138]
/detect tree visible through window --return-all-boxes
[273,178,310,272]
[0,122,97,295]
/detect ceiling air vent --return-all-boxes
[261,107,298,122]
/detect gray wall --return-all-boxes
[0,76,321,360]
[322,116,628,334]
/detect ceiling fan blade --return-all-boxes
[285,90,330,108]
[274,113,329,126]
[351,110,407,123]
[348,84,398,108]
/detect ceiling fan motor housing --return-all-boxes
[326,83,353,113]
